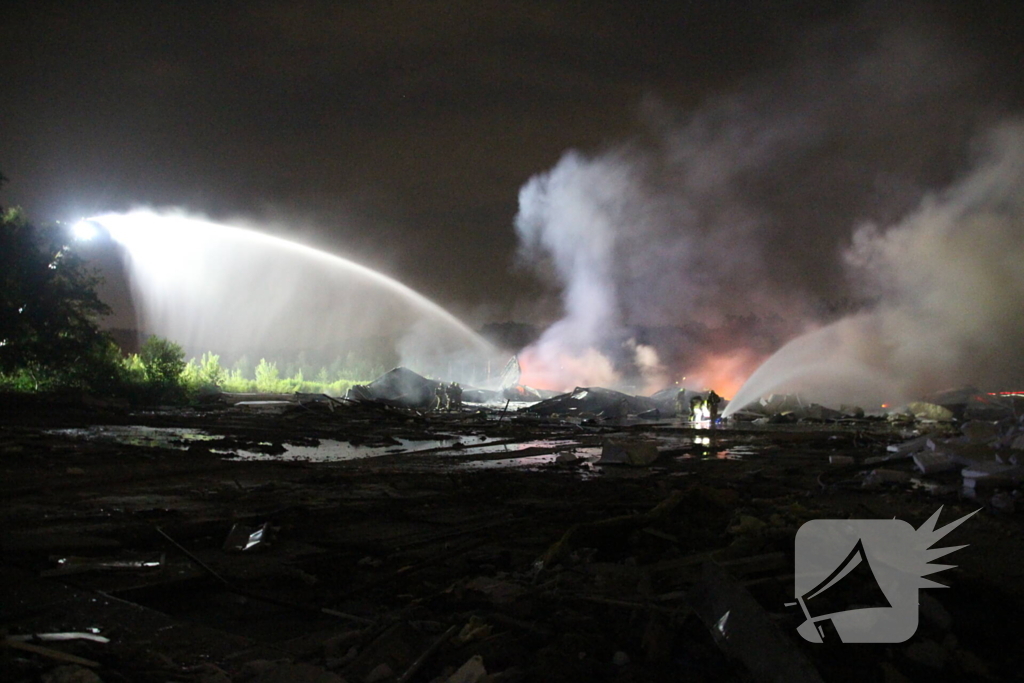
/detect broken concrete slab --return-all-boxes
[689,562,824,683]
[231,400,296,414]
[887,435,934,457]
[961,421,1001,445]
[961,460,1024,489]
[913,452,956,475]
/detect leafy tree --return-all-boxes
[254,358,279,392]
[0,194,113,385]
[197,352,225,387]
[139,336,186,385]
[122,353,147,382]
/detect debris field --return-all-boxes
[2,387,1023,683]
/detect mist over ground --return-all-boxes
[513,3,1024,404]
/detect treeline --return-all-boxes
[130,337,382,398]
[0,332,382,401]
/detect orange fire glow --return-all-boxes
[513,346,766,399]
[680,350,765,400]
[516,346,619,392]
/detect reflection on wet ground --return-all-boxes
[47,424,797,473]
[50,426,508,462]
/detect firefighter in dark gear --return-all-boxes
[706,390,722,423]
[448,382,463,411]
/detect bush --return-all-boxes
[139,336,186,384]
[181,352,226,396]
[254,358,279,392]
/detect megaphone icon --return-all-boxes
[796,538,892,642]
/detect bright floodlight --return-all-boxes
[71,219,99,241]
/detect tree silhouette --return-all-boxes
[0,176,112,383]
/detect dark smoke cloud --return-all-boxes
[512,3,1022,396]
[728,122,1024,412]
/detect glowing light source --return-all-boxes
[71,220,99,241]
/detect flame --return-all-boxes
[682,350,765,400]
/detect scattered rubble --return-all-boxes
[346,367,441,409]
[1,388,1023,681]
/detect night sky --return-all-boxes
[3,1,1023,330]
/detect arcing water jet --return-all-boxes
[91,210,498,382]
[725,122,1024,416]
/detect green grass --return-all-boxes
[0,336,380,402]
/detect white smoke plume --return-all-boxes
[727,122,1024,413]
[512,3,1023,400]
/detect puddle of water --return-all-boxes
[48,426,515,463]
[464,453,563,469]
[224,436,580,463]
[718,444,762,459]
[229,437,466,462]
[449,438,580,457]
[53,425,773,471]
[462,447,603,478]
[673,440,764,460]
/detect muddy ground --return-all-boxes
[1,393,1022,683]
